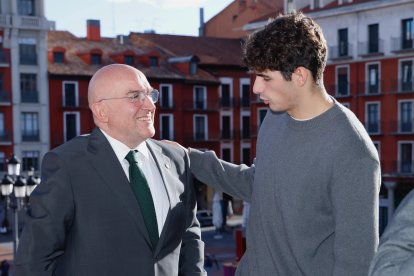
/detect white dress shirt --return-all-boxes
[101,130,169,235]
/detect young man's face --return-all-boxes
[252,70,298,113]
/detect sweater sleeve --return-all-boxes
[368,190,414,276]
[189,148,254,202]
[331,155,381,276]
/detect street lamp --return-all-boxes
[0,154,39,257]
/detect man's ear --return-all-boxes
[293,67,309,87]
[91,102,109,123]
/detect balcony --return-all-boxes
[159,131,175,141]
[20,54,37,65]
[0,90,11,104]
[219,97,236,108]
[21,90,38,103]
[356,81,381,96]
[22,133,39,142]
[327,83,354,98]
[0,15,12,28]
[389,120,414,134]
[183,100,220,111]
[329,43,353,60]
[358,40,384,57]
[391,37,414,52]
[159,102,175,110]
[365,122,381,135]
[184,131,221,142]
[12,15,50,31]
[62,95,88,108]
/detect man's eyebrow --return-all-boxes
[255,72,268,77]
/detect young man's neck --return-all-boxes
[288,86,333,120]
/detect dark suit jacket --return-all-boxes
[15,128,206,276]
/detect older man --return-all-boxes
[15,64,206,276]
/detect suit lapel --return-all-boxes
[86,128,152,248]
[146,140,181,255]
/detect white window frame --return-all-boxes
[193,86,207,110]
[220,111,233,139]
[335,65,350,97]
[219,77,233,108]
[62,81,79,107]
[398,99,414,133]
[159,114,174,140]
[365,101,381,134]
[398,141,414,173]
[240,142,251,165]
[221,143,233,163]
[365,62,381,95]
[398,58,414,92]
[240,110,250,140]
[193,114,208,140]
[240,78,251,108]
[63,111,80,142]
[257,107,268,129]
[159,84,173,108]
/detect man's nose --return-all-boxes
[252,77,262,94]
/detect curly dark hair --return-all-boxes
[242,11,327,86]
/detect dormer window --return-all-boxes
[149,56,158,67]
[91,53,101,65]
[124,55,134,65]
[18,0,35,16]
[190,62,198,75]
[53,52,64,64]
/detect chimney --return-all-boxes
[198,8,205,37]
[87,19,101,41]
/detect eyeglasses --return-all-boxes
[97,89,159,105]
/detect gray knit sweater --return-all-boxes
[189,101,381,276]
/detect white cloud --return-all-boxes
[105,0,133,3]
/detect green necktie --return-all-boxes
[125,150,159,249]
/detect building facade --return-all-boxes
[0,0,50,172]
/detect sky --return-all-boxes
[45,0,234,37]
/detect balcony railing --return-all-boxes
[358,40,384,56]
[13,16,50,30]
[0,15,11,28]
[20,54,37,65]
[220,97,237,108]
[183,100,220,111]
[21,90,38,103]
[159,131,175,140]
[159,102,175,109]
[365,123,381,135]
[22,133,39,142]
[389,120,414,134]
[391,37,414,52]
[329,43,353,60]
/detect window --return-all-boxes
[366,102,380,134]
[22,151,39,171]
[63,81,78,107]
[258,108,268,129]
[53,52,64,64]
[0,113,5,141]
[91,54,101,65]
[64,112,80,142]
[221,115,231,139]
[241,114,250,139]
[124,55,134,65]
[241,81,250,107]
[401,60,413,92]
[190,62,197,75]
[160,114,173,140]
[400,101,413,133]
[19,38,37,65]
[0,152,5,171]
[194,115,207,140]
[402,18,413,49]
[18,0,35,16]
[399,142,413,173]
[367,63,380,94]
[338,28,348,57]
[221,84,231,107]
[21,112,39,141]
[241,145,251,165]
[336,66,349,96]
[368,24,379,53]
[159,84,173,108]
[194,86,206,110]
[20,73,37,103]
[0,73,7,102]
[149,56,158,67]
[221,147,232,162]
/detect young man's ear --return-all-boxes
[91,102,109,123]
[292,67,309,87]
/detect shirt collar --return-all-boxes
[100,129,149,162]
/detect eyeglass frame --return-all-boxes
[96,89,159,105]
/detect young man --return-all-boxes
[187,12,381,275]
[15,64,206,276]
